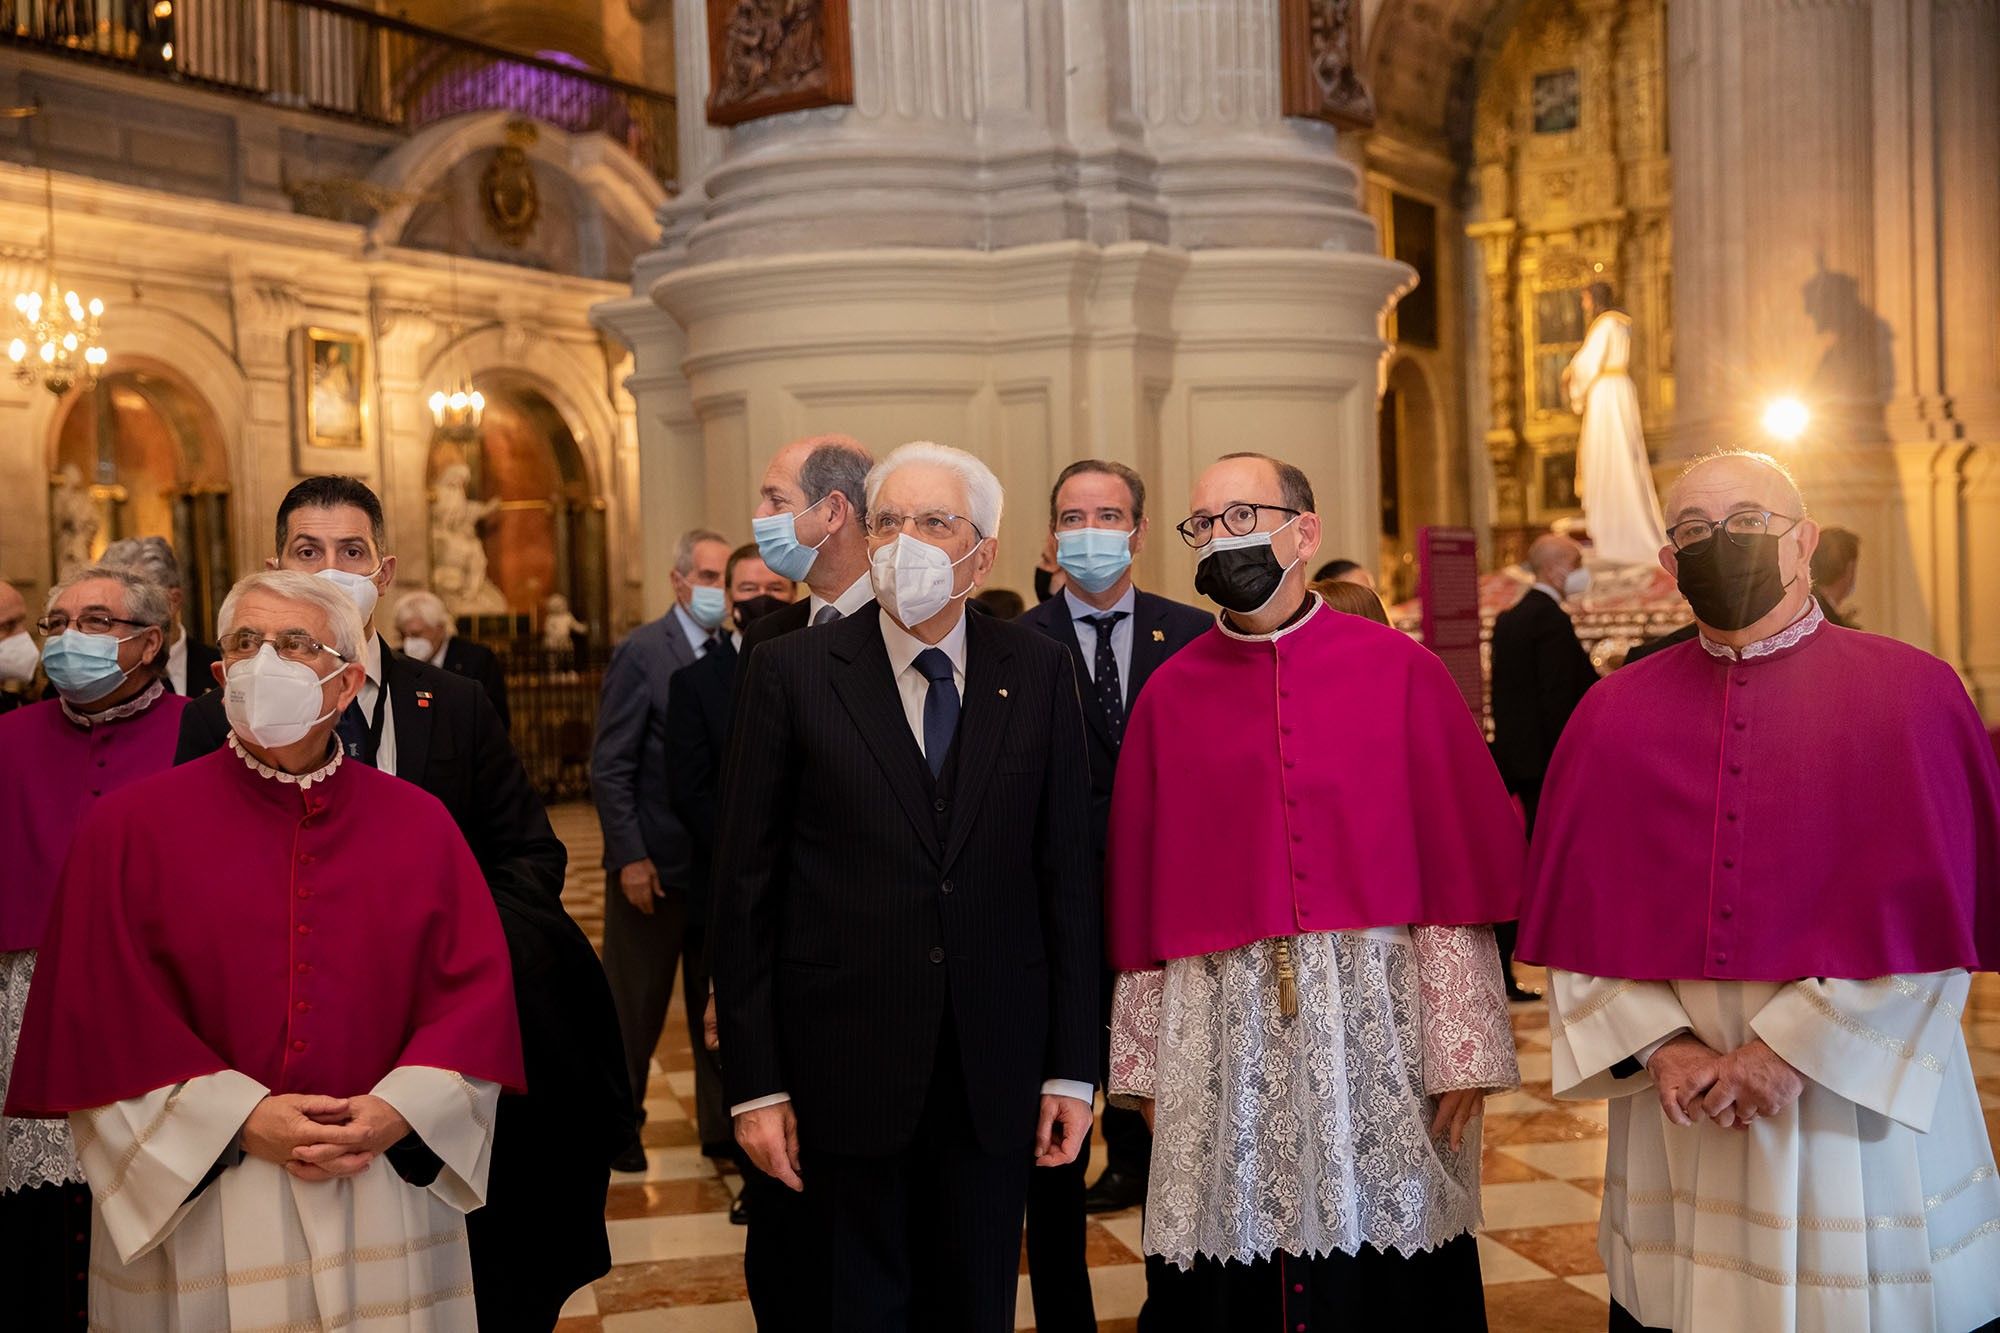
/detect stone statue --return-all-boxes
[428,463,508,616]
[51,465,99,581]
[542,594,586,652]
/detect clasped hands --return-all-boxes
[1646,1034,1804,1129]
[735,1094,1094,1194]
[241,1093,410,1182]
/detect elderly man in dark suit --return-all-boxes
[713,441,1098,1332]
[100,535,222,697]
[392,588,511,729]
[1015,458,1210,1331]
[1489,532,1601,999]
[592,527,732,1167]
[174,475,625,1332]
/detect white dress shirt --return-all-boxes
[731,604,1094,1115]
[166,632,188,696]
[807,572,874,625]
[1063,585,1137,706]
[1531,581,1565,605]
[358,632,398,776]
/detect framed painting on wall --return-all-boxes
[705,0,855,127]
[294,326,368,462]
[1279,0,1376,129]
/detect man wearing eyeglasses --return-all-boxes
[8,568,522,1332]
[1519,450,2000,1333]
[711,441,1097,1331]
[1103,452,1525,1329]
[0,564,185,1330]
[173,476,626,1332]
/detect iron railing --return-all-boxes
[499,643,607,805]
[0,0,676,185]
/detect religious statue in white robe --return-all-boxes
[1564,302,1667,566]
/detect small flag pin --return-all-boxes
[998,688,1009,698]
[1152,629,1166,642]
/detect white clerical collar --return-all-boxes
[880,605,969,680]
[1064,584,1136,623]
[1699,597,1824,662]
[810,572,875,623]
[1216,592,1323,644]
[228,733,345,790]
[61,678,166,729]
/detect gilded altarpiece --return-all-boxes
[1467,0,1671,562]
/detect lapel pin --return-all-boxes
[998,688,1009,698]
[1152,630,1165,642]
[415,690,433,708]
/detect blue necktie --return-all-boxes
[336,696,371,764]
[1083,611,1129,743]
[914,647,959,778]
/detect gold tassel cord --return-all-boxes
[1274,936,1299,1018]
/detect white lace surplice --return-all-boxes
[1110,924,1520,1269]
[1549,968,2000,1333]
[0,949,86,1194]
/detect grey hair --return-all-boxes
[47,564,172,636]
[100,535,184,593]
[674,528,729,577]
[394,589,455,640]
[217,570,365,663]
[865,442,1004,539]
[796,436,874,515]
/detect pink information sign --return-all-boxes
[1418,526,1483,716]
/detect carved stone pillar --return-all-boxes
[369,300,439,586]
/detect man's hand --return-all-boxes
[1034,1095,1093,1168]
[703,993,720,1052]
[1429,1088,1486,1152]
[619,860,664,914]
[1646,1034,1724,1128]
[1138,1099,1155,1134]
[1699,1039,1805,1130]
[286,1093,411,1181]
[736,1103,802,1192]
[241,1095,359,1166]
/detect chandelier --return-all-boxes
[7,167,107,396]
[427,251,483,442]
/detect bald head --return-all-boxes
[1526,534,1584,584]
[1664,451,1806,529]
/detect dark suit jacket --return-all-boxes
[711,606,1098,1157]
[1017,589,1211,862]
[1490,587,1600,796]
[175,644,625,1313]
[591,608,703,882]
[174,637,222,698]
[663,640,737,934]
[439,636,511,732]
[733,596,812,692]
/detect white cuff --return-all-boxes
[731,1092,791,1116]
[1041,1079,1095,1104]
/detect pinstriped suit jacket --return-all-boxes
[711,603,1099,1157]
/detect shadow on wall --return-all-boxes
[1802,264,1894,446]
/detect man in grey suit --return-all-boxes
[592,527,732,1170]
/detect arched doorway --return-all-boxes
[1378,357,1443,603]
[48,364,234,635]
[426,375,608,644]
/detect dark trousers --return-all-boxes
[743,1163,823,1329]
[1024,1130,1095,1332]
[601,875,687,1119]
[679,918,731,1151]
[808,1024,1031,1333]
[1141,1232,1486,1332]
[1101,1101,1152,1177]
[0,1180,91,1331]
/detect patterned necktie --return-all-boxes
[1083,611,1129,741]
[814,604,842,626]
[914,647,959,778]
[336,695,372,764]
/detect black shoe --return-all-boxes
[730,1193,751,1226]
[611,1138,649,1173]
[1505,982,1543,1003]
[700,1140,736,1160]
[1083,1168,1148,1214]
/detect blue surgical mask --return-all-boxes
[42,630,134,703]
[752,494,834,582]
[1055,528,1134,595]
[688,585,729,630]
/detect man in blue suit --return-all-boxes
[1016,459,1212,1332]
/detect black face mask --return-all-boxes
[1033,566,1056,603]
[1194,535,1291,616]
[1674,534,1791,631]
[733,594,789,631]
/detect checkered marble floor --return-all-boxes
[545,803,2000,1332]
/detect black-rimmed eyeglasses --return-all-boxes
[1665,509,1800,552]
[1176,503,1299,549]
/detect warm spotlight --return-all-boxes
[1762,397,1809,443]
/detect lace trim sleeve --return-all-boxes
[1107,968,1166,1108]
[1413,925,1521,1095]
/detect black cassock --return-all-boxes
[1143,1233,1488,1333]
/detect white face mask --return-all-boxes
[401,635,437,664]
[0,630,37,684]
[1563,567,1592,599]
[224,644,345,749]
[317,566,381,624]
[869,534,978,627]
